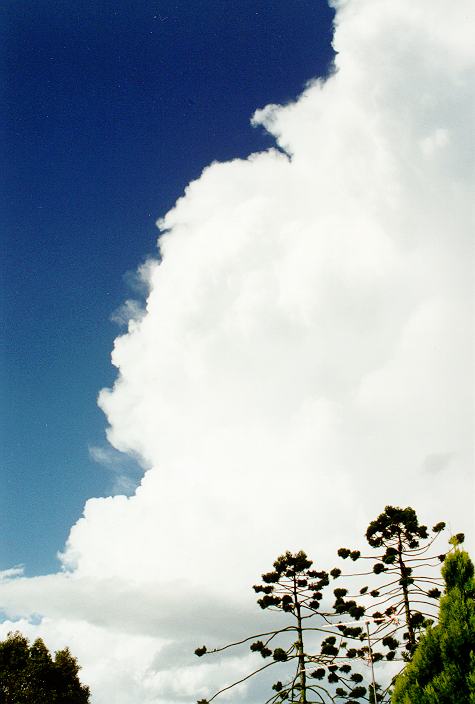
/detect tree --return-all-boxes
[0,631,90,703]
[195,550,370,704]
[391,545,475,704]
[332,507,449,648]
[194,509,465,704]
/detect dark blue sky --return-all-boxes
[1,0,335,576]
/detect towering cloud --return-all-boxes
[1,1,473,702]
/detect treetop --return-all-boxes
[366,505,429,549]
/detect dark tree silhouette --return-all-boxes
[0,631,90,703]
[195,550,373,704]
[329,506,462,701]
[194,509,465,704]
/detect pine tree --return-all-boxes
[194,550,369,704]
[332,506,449,665]
[194,510,466,704]
[391,545,475,704]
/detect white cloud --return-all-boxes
[0,566,24,581]
[1,1,474,702]
[88,445,143,494]
[110,299,146,328]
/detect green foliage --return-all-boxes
[391,549,475,704]
[0,631,90,704]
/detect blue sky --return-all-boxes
[1,1,335,575]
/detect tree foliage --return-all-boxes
[391,547,475,704]
[195,507,467,704]
[195,550,372,704]
[332,506,449,668]
[0,631,90,704]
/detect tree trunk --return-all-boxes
[397,531,415,652]
[293,577,307,704]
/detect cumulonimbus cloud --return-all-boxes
[1,1,473,701]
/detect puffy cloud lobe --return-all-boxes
[1,1,473,701]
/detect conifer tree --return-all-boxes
[195,550,370,704]
[194,510,464,704]
[391,543,475,703]
[331,506,449,660]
